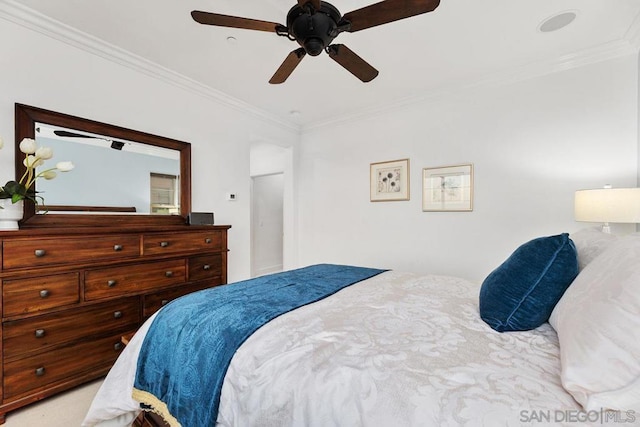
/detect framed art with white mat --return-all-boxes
[370,159,410,202]
[422,164,473,211]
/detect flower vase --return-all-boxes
[0,199,24,230]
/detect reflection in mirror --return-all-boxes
[35,123,180,215]
[15,103,191,228]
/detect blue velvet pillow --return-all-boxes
[479,233,579,332]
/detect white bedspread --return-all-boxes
[83,271,585,427]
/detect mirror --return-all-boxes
[35,123,181,214]
[15,104,191,228]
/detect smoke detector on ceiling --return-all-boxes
[538,11,578,33]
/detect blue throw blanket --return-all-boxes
[132,264,386,426]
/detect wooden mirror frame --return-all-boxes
[14,103,191,228]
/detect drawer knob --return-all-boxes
[203,264,211,271]
[165,271,174,278]
[114,342,123,351]
[205,238,212,244]
[39,289,50,298]
[107,280,117,288]
[160,241,169,248]
[113,311,123,319]
[113,244,123,251]
[161,299,169,306]
[35,329,46,338]
[35,367,46,377]
[34,249,46,257]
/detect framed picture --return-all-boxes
[422,164,473,211]
[370,159,410,202]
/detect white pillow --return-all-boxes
[549,233,640,412]
[569,227,618,271]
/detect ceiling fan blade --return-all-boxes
[297,0,322,11]
[269,48,307,84]
[191,11,282,33]
[54,130,98,139]
[343,0,440,33]
[327,44,379,82]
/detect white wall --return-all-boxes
[251,173,284,276]
[297,55,639,282]
[0,18,299,282]
[250,143,298,270]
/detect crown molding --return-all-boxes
[304,38,638,132]
[624,9,640,50]
[0,0,300,134]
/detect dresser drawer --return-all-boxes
[3,333,128,399]
[188,254,224,282]
[2,273,80,317]
[85,260,186,301]
[2,235,140,270]
[143,282,212,318]
[3,298,140,359]
[143,231,225,256]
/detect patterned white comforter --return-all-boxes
[83,271,585,427]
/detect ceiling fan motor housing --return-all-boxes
[287,2,342,56]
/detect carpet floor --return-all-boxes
[4,379,102,427]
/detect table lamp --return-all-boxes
[575,186,640,233]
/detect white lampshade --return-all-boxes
[575,188,640,224]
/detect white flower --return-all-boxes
[3,140,75,208]
[19,138,37,154]
[35,146,54,160]
[23,155,44,168]
[56,161,75,172]
[0,136,4,149]
[42,170,57,180]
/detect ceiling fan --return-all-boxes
[191,0,440,84]
[53,130,126,150]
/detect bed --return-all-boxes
[82,229,640,427]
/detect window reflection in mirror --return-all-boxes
[150,173,179,215]
[34,123,180,215]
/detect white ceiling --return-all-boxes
[7,0,640,130]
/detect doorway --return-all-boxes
[251,173,284,277]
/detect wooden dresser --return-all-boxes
[0,225,230,423]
